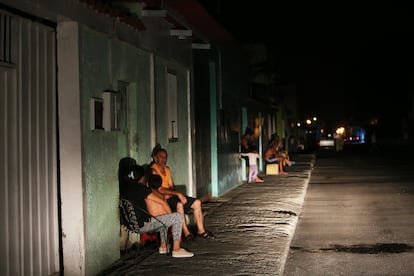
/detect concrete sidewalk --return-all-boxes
[99,153,315,276]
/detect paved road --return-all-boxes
[283,150,414,275]
[98,154,314,276]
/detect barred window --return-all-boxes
[0,13,11,64]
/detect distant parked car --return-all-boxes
[317,134,336,151]
[343,135,364,144]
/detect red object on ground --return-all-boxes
[140,233,157,246]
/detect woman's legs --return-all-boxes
[248,165,255,183]
[143,212,183,251]
[278,157,288,174]
[176,202,192,237]
[190,199,207,235]
[250,164,264,182]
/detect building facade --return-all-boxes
[0,0,254,275]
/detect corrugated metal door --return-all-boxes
[0,11,59,276]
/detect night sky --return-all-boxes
[199,1,414,133]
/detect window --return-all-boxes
[90,97,104,130]
[0,13,12,64]
[103,90,121,131]
[167,70,178,141]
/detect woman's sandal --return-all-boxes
[197,231,215,240]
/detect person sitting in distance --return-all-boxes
[264,134,294,175]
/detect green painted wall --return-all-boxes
[80,27,153,275]
[153,57,191,187]
[216,48,249,196]
[79,27,193,274]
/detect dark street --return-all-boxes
[284,147,414,275]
